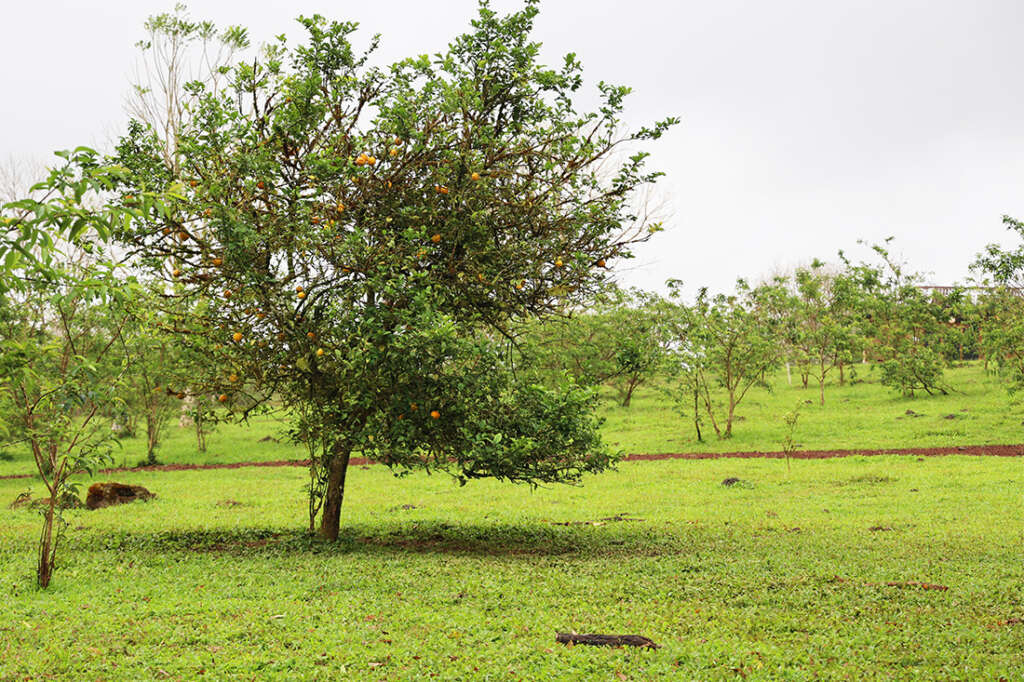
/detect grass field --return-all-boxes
[2,456,1022,679]
[2,362,1022,479]
[2,361,1023,679]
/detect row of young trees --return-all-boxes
[521,233,1024,440]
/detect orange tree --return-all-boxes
[109,2,675,539]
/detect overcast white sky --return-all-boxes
[3,0,1022,295]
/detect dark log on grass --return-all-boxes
[556,632,660,649]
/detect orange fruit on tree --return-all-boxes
[218,394,228,403]
[316,348,325,357]
[430,410,440,419]
[367,156,376,165]
[296,285,304,292]
[471,172,481,181]
[162,227,172,235]
[229,374,238,382]
[223,289,232,298]
[257,181,265,189]
[596,259,606,268]
[336,202,345,213]
[232,332,243,342]
[516,282,524,290]
[172,269,181,278]
[177,231,189,241]
[431,234,441,243]
[212,257,223,266]
[176,392,186,400]
[389,148,398,157]
[297,291,306,299]
[307,332,316,339]
[555,258,564,267]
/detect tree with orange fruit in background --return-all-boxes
[110,0,676,540]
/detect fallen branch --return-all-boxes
[556,632,660,649]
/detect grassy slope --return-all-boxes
[2,362,1022,479]
[2,456,1022,679]
[603,361,1024,455]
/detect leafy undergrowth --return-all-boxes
[1,456,1022,679]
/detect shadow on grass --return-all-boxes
[87,520,690,559]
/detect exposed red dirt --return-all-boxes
[2,443,1022,481]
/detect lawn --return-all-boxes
[2,455,1022,679]
[2,362,1022,480]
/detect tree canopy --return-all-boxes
[109,1,676,538]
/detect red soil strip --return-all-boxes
[2,443,1023,481]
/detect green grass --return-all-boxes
[3,362,1022,479]
[2,455,1022,679]
[602,361,1024,455]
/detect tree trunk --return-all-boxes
[37,500,56,588]
[318,445,352,541]
[819,378,825,406]
[838,361,845,386]
[724,396,735,438]
[692,386,702,442]
[621,376,639,407]
[145,412,159,465]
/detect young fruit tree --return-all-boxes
[110,3,676,539]
[664,281,783,439]
[518,286,666,407]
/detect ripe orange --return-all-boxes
[435,185,448,194]
[229,374,238,382]
[307,332,316,339]
[177,231,189,241]
[394,137,403,145]
[430,410,440,419]
[232,332,243,342]
[390,148,398,157]
[471,172,481,181]
[223,290,232,299]
[296,285,304,292]
[176,392,186,400]
[555,258,564,267]
[596,259,606,268]
[172,269,181,277]
[312,216,321,224]
[189,180,198,187]
[204,208,212,217]
[257,312,266,319]
[212,257,223,266]
[336,203,345,213]
[431,234,441,243]
[257,181,265,189]
[218,394,228,403]
[516,282,524,290]
[316,348,325,357]
[367,156,376,165]
[162,227,172,235]
[297,291,306,299]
